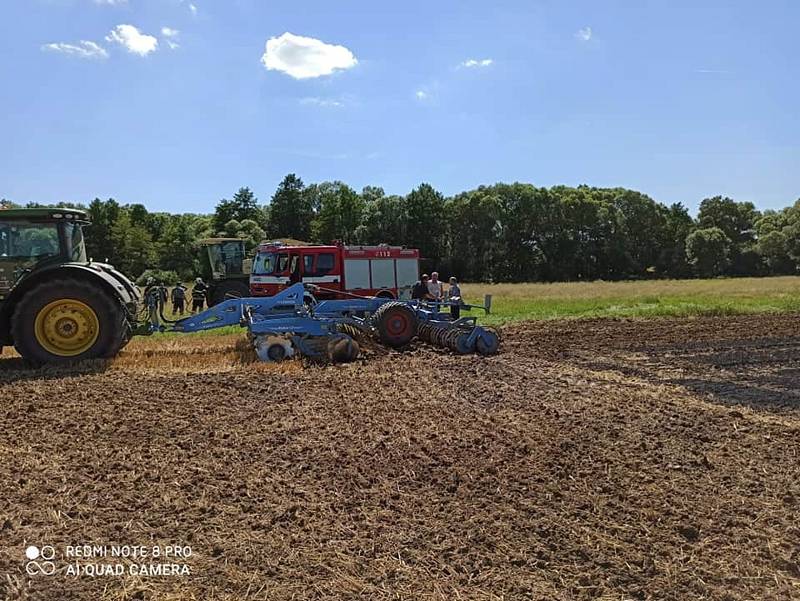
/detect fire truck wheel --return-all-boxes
[372,302,418,348]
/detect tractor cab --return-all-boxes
[0,208,88,299]
[198,238,250,281]
[197,238,252,306]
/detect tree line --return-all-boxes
[3,175,799,282]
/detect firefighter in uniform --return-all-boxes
[171,283,187,315]
[191,277,208,313]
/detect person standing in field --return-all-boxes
[411,274,430,300]
[447,276,462,319]
[144,281,164,332]
[191,277,208,313]
[171,283,187,316]
[427,271,443,301]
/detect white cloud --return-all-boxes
[576,26,592,41]
[161,27,180,49]
[94,0,128,5]
[415,90,428,100]
[106,24,158,56]
[41,40,108,59]
[261,32,357,79]
[461,58,493,68]
[300,97,344,108]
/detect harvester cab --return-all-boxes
[197,238,252,306]
[0,208,140,363]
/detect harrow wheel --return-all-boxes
[454,332,475,354]
[475,329,501,356]
[372,302,418,348]
[327,334,360,363]
[253,334,294,362]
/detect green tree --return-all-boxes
[612,190,670,276]
[218,218,265,252]
[360,185,385,204]
[686,227,731,277]
[213,187,260,233]
[311,182,364,244]
[158,215,199,279]
[110,210,158,277]
[757,230,792,274]
[85,198,121,263]
[405,183,446,266]
[697,196,761,275]
[359,195,407,245]
[446,190,502,281]
[268,174,314,240]
[660,203,694,278]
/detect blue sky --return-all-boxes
[1,0,797,214]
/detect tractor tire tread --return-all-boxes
[11,277,126,364]
[371,301,418,348]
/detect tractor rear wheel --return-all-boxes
[372,302,418,348]
[209,280,250,306]
[11,278,127,364]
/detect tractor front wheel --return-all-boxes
[11,279,127,364]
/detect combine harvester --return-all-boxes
[164,283,501,363]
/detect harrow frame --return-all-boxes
[163,283,499,362]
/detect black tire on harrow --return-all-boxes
[327,334,360,363]
[372,302,418,348]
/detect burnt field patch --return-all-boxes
[1,314,799,600]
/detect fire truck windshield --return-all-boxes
[253,252,277,275]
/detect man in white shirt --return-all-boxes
[427,271,443,300]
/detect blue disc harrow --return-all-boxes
[165,283,500,363]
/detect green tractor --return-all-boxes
[0,208,140,363]
[197,238,252,306]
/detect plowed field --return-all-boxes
[1,314,799,600]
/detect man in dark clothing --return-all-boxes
[191,277,208,313]
[171,284,187,315]
[411,274,430,300]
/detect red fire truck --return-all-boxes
[250,242,421,300]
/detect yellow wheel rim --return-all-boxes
[34,299,100,357]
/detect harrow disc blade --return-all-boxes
[454,332,475,354]
[253,334,295,362]
[475,329,500,355]
[327,334,360,363]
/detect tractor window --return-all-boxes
[219,241,244,275]
[65,223,87,262]
[0,222,60,260]
[207,241,245,277]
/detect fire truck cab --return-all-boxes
[250,242,420,300]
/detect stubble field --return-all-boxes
[1,312,799,600]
